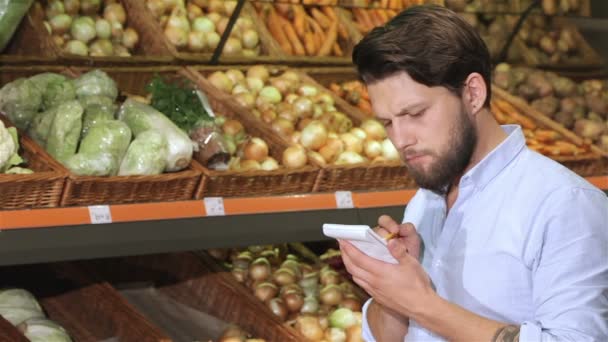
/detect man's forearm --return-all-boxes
[412,293,517,342]
[368,300,409,342]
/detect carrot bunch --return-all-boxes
[258,3,348,57]
[492,99,589,156]
[352,0,427,34]
[330,80,374,117]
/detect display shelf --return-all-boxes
[0,176,605,267]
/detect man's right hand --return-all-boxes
[367,299,409,342]
[374,215,422,261]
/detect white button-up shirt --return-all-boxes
[362,125,608,341]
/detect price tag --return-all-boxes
[204,197,225,216]
[335,191,354,209]
[88,205,112,224]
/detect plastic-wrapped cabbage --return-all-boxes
[46,100,83,164]
[28,106,58,147]
[118,130,168,176]
[78,95,115,109]
[118,99,193,172]
[82,103,116,137]
[65,151,118,176]
[0,78,42,130]
[0,288,44,325]
[18,318,72,342]
[5,167,33,174]
[73,69,118,101]
[42,79,76,110]
[79,120,131,164]
[28,73,67,95]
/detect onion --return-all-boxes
[192,16,215,33]
[307,151,326,167]
[167,7,189,31]
[225,69,245,85]
[232,93,254,111]
[164,26,188,48]
[301,120,328,150]
[249,257,271,281]
[206,12,222,24]
[364,140,382,159]
[207,0,225,13]
[283,291,304,313]
[340,133,363,154]
[280,70,300,83]
[247,65,270,82]
[71,16,97,43]
[280,259,301,275]
[224,0,237,16]
[290,131,301,145]
[320,284,343,306]
[49,14,72,35]
[241,29,259,49]
[319,138,344,164]
[233,251,253,269]
[244,137,269,162]
[293,97,314,118]
[64,39,88,55]
[321,269,341,286]
[240,160,261,171]
[297,118,313,131]
[89,38,114,56]
[346,325,364,342]
[340,295,362,312]
[222,119,244,136]
[282,146,307,169]
[261,157,280,171]
[350,127,367,141]
[326,327,347,342]
[284,93,299,104]
[255,282,278,303]
[222,37,242,55]
[122,27,139,49]
[95,18,111,39]
[381,138,400,161]
[205,31,220,50]
[261,109,277,123]
[209,71,234,93]
[46,1,65,19]
[339,281,355,294]
[301,296,320,314]
[335,151,367,165]
[111,20,123,40]
[231,267,248,282]
[52,35,65,47]
[269,77,293,96]
[361,119,386,140]
[268,298,288,321]
[216,17,229,35]
[104,3,127,25]
[186,3,203,22]
[296,316,324,341]
[313,92,334,106]
[146,0,166,18]
[246,77,264,93]
[298,84,318,97]
[313,104,323,119]
[230,84,247,96]
[259,86,282,104]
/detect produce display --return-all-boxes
[209,245,364,342]
[207,66,400,168]
[147,0,261,56]
[348,0,437,35]
[42,0,139,57]
[0,70,193,176]
[518,16,584,65]
[494,63,608,151]
[0,120,33,174]
[0,288,72,342]
[329,80,373,117]
[255,3,348,57]
[456,12,520,61]
[217,325,266,342]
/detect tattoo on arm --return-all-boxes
[491,325,520,342]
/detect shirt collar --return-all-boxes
[460,125,526,191]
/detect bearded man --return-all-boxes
[339,5,608,342]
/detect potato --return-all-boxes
[554,111,575,128]
[532,96,560,116]
[540,36,557,54]
[517,83,539,101]
[585,93,607,115]
[574,119,604,140]
[560,98,578,114]
[553,77,577,97]
[600,135,608,151]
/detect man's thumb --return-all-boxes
[387,240,409,261]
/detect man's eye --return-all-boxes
[383,121,392,127]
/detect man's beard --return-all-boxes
[405,107,477,195]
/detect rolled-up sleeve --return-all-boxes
[521,187,608,341]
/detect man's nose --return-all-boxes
[389,118,416,151]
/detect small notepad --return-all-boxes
[323,224,398,264]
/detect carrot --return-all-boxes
[311,8,331,29]
[332,42,343,56]
[369,9,384,27]
[293,6,307,39]
[358,99,373,114]
[317,20,338,56]
[381,0,389,8]
[354,8,374,32]
[329,83,344,97]
[306,16,325,51]
[304,32,317,55]
[267,8,293,54]
[321,6,337,21]
[534,129,560,143]
[280,15,306,56]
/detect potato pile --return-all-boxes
[494,64,608,150]
[518,16,584,64]
[540,0,585,16]
[208,246,364,342]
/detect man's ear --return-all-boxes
[462,72,488,116]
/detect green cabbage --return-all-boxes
[0,288,44,325]
[28,106,58,147]
[28,73,67,95]
[18,318,72,342]
[79,120,131,166]
[42,79,76,110]
[118,99,192,172]
[65,151,118,176]
[0,307,44,326]
[118,130,167,176]
[0,78,42,130]
[78,95,115,109]
[73,69,118,101]
[5,166,33,174]
[46,100,83,164]
[81,103,116,137]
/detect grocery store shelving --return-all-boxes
[0,175,605,266]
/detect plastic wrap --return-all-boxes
[118,130,168,176]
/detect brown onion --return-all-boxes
[320,284,343,306]
[222,119,244,136]
[293,97,314,118]
[280,284,303,297]
[340,295,362,312]
[346,325,364,342]
[243,137,269,162]
[301,297,320,314]
[295,316,324,341]
[247,65,270,82]
[249,257,271,281]
[273,267,296,286]
[320,269,341,286]
[282,146,307,169]
[232,267,248,283]
[268,298,288,321]
[255,282,278,303]
[283,290,304,313]
[271,118,295,137]
[261,109,277,124]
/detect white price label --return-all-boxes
[335,191,354,209]
[204,197,225,216]
[88,205,112,224]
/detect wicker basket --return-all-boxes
[515,17,604,70]
[122,0,283,64]
[75,252,305,342]
[493,86,606,177]
[0,115,66,210]
[184,66,321,198]
[6,1,173,66]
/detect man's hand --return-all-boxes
[374,215,422,261]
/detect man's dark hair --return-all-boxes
[352,5,492,107]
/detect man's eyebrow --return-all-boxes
[395,102,425,116]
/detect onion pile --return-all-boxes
[210,245,364,341]
[209,66,402,168]
[147,0,261,55]
[213,115,279,172]
[43,0,139,57]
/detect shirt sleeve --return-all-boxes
[520,187,608,341]
[361,298,377,342]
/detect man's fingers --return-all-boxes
[378,215,400,234]
[398,222,418,237]
[339,240,382,278]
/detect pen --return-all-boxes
[385,232,398,242]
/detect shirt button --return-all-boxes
[434,259,442,268]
